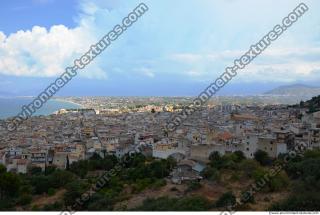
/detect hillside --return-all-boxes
[294,95,320,113]
[265,84,320,97]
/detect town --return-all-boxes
[1,96,319,186]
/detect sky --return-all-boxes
[0,0,320,96]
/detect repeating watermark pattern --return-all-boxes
[165,2,308,133]
[6,3,149,132]
[221,142,308,215]
[63,164,123,215]
[61,146,143,215]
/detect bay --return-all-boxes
[0,97,82,119]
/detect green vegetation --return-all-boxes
[254,150,272,166]
[207,151,246,171]
[251,168,289,192]
[1,149,320,211]
[201,166,220,181]
[270,150,320,210]
[201,151,247,182]
[186,180,202,192]
[0,153,176,211]
[133,196,211,211]
[215,191,236,209]
[291,95,320,113]
[69,153,118,178]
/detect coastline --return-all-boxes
[52,98,84,109]
[0,97,85,120]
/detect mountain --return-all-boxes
[264,84,320,97]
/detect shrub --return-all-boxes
[42,201,63,211]
[186,180,202,192]
[240,190,254,204]
[47,188,56,196]
[29,167,43,175]
[151,179,167,189]
[254,150,272,166]
[170,187,179,192]
[270,192,320,211]
[215,191,236,209]
[234,151,246,162]
[17,194,32,206]
[201,167,220,181]
[268,172,290,192]
[238,159,261,178]
[86,193,114,211]
[230,172,241,181]
[133,196,211,211]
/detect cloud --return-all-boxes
[0,25,98,77]
[0,0,150,79]
[169,46,320,82]
[238,62,320,83]
[0,0,319,85]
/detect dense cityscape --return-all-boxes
[1,0,320,213]
[0,95,320,210]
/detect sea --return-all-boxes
[0,97,82,119]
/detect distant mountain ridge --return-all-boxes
[264,84,320,97]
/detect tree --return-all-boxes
[69,160,89,178]
[42,201,63,211]
[64,180,89,207]
[86,193,114,211]
[254,150,272,166]
[149,160,165,178]
[201,167,220,181]
[45,166,57,175]
[49,170,76,188]
[271,151,320,210]
[270,192,320,211]
[215,191,236,209]
[208,151,225,169]
[268,172,289,192]
[209,151,221,161]
[30,166,42,175]
[234,151,246,162]
[186,181,202,192]
[240,190,254,204]
[133,196,211,211]
[90,152,102,161]
[17,194,32,206]
[0,172,21,199]
[0,165,6,174]
[299,100,305,107]
[66,155,70,170]
[102,149,107,158]
[209,152,240,170]
[239,159,261,178]
[30,175,51,194]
